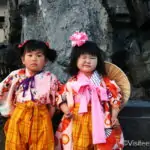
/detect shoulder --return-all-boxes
[0,68,25,84]
[67,75,77,82]
[11,68,25,75]
[103,76,115,84]
[4,68,25,79]
[102,76,121,91]
[43,71,59,81]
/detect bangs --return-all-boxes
[76,47,98,56]
[17,39,57,62]
[73,41,101,57]
[24,40,48,52]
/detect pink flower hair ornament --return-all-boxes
[69,31,88,47]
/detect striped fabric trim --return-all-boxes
[90,71,102,86]
[105,128,112,137]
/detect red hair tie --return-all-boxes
[45,42,50,48]
[18,40,28,48]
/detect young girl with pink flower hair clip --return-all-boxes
[55,31,130,150]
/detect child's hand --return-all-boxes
[111,108,120,128]
[111,116,120,128]
[64,112,73,119]
[60,103,73,119]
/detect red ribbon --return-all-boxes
[45,42,50,48]
[18,40,28,48]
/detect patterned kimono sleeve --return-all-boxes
[0,71,15,103]
[56,83,67,107]
[104,77,122,109]
[56,76,76,108]
[49,73,61,106]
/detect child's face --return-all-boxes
[21,50,47,74]
[77,53,97,75]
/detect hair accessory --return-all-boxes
[45,42,50,48]
[69,31,88,47]
[18,40,28,48]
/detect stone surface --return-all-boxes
[119,100,150,150]
[125,0,150,28]
[6,0,22,44]
[112,29,150,99]
[19,0,111,82]
[0,44,19,149]
[6,0,150,97]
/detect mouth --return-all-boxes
[31,64,37,66]
[83,65,91,67]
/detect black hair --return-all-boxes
[17,39,57,62]
[68,41,107,76]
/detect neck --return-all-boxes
[80,71,93,78]
[25,68,41,77]
[28,71,36,76]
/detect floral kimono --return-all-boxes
[55,71,124,150]
[0,68,60,150]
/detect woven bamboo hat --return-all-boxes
[104,61,131,107]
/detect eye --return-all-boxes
[90,56,96,59]
[82,57,86,59]
[27,54,32,57]
[80,55,86,59]
[37,54,42,57]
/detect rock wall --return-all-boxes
[1,0,149,98]
[18,0,111,83]
[2,0,150,99]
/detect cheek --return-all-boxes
[92,60,98,68]
[38,57,46,62]
[77,58,84,64]
[40,59,47,66]
[77,59,80,67]
[77,60,84,68]
[77,63,80,69]
[21,57,25,64]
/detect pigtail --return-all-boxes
[47,49,57,62]
[13,39,57,62]
[13,40,29,57]
[44,42,57,62]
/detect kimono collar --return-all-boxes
[19,68,43,101]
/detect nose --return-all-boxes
[85,58,90,63]
[31,55,37,61]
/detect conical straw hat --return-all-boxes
[104,61,131,107]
